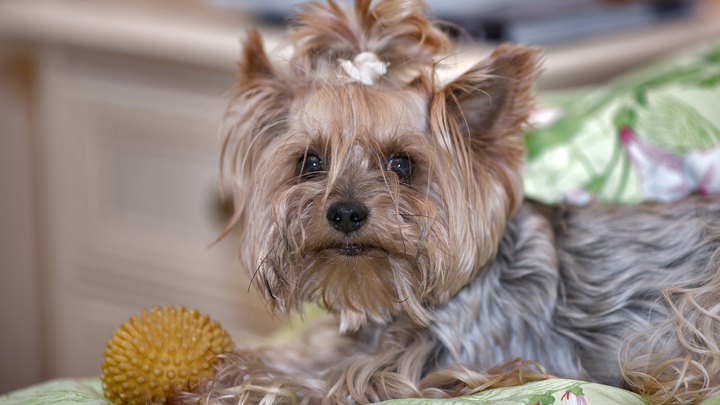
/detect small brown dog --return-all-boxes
[177,1,720,404]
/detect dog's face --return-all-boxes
[223,0,540,331]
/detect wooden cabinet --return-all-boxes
[35,48,282,378]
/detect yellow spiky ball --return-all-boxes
[101,306,235,405]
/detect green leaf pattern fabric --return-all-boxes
[0,379,646,405]
[6,377,720,405]
[374,380,642,405]
[0,379,106,405]
[525,42,720,204]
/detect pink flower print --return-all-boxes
[561,388,588,405]
[620,126,691,201]
[684,143,720,196]
[564,187,596,206]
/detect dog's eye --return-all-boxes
[387,154,413,182]
[298,153,324,177]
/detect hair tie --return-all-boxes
[339,52,389,85]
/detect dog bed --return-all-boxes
[5,377,720,405]
[524,41,720,205]
[3,41,719,405]
[0,377,650,405]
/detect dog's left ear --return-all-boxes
[440,44,542,142]
[427,44,542,243]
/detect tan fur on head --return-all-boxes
[220,0,541,332]
[288,0,452,84]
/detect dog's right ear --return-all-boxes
[219,30,293,234]
[225,30,293,154]
[238,30,287,89]
[235,30,293,115]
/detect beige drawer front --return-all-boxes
[37,48,282,378]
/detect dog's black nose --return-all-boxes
[326,201,369,234]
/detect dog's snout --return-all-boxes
[326,201,369,234]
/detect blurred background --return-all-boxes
[1,0,719,395]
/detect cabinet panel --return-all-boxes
[38,49,282,378]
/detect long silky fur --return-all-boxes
[177,1,720,405]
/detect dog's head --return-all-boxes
[222,0,541,331]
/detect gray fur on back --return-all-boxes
[429,196,720,385]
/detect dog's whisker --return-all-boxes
[249,247,276,293]
[263,277,276,301]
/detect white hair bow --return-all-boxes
[339,52,389,85]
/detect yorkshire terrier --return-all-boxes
[177,0,720,404]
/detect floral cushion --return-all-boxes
[5,377,720,405]
[0,380,108,405]
[524,41,720,205]
[0,378,645,405]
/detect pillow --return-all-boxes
[524,42,720,205]
[0,378,649,405]
[0,379,108,405]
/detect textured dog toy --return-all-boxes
[101,305,235,405]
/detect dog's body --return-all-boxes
[177,1,720,404]
[433,198,720,385]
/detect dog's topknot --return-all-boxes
[287,0,453,83]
